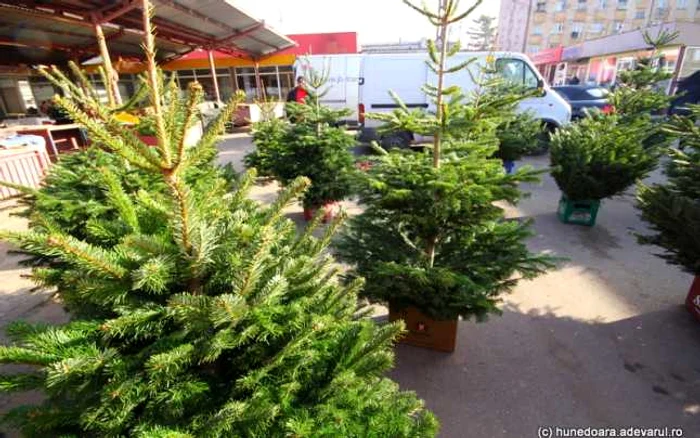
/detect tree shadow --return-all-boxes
[389,303,700,438]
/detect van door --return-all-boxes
[296,56,360,124]
[494,57,544,113]
[361,56,428,127]
[494,57,571,126]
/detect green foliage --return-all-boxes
[551,31,674,203]
[609,30,677,149]
[0,10,436,437]
[245,118,288,178]
[550,114,660,201]
[271,123,356,208]
[246,63,356,208]
[637,105,700,274]
[336,0,553,321]
[495,111,544,161]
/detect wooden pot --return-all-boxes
[685,276,700,322]
[388,304,458,353]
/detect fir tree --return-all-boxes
[336,0,553,322]
[0,4,437,436]
[609,30,678,149]
[637,104,700,274]
[466,14,496,51]
[246,60,356,210]
[549,31,674,204]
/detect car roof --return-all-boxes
[553,85,605,90]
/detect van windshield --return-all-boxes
[495,58,540,89]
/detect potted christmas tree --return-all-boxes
[638,104,700,321]
[0,4,437,436]
[495,111,544,174]
[336,0,553,353]
[550,31,674,226]
[246,65,356,221]
[550,114,659,226]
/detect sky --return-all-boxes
[235,0,501,46]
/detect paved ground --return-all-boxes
[1,134,698,437]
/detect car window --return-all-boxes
[584,88,609,99]
[555,87,608,101]
[495,58,540,89]
[554,87,577,100]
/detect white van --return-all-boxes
[297,52,571,141]
[294,54,363,125]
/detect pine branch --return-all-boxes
[263,176,311,225]
[172,81,203,171]
[0,346,58,365]
[403,0,440,19]
[3,230,127,279]
[182,91,244,169]
[449,0,483,24]
[0,373,44,392]
[141,0,171,167]
[233,226,274,297]
[145,343,195,382]
[68,61,101,103]
[0,179,38,196]
[99,167,140,232]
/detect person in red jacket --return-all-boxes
[287,76,308,103]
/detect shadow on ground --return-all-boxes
[391,303,700,438]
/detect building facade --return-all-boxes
[497,0,533,52]
[526,0,700,55]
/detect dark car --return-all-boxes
[670,71,700,117]
[553,85,613,120]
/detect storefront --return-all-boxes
[162,32,358,102]
[556,22,700,91]
[558,45,587,86]
[530,46,563,84]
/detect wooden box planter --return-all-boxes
[388,304,458,353]
[685,276,700,322]
[557,195,601,226]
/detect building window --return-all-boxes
[577,0,587,10]
[635,10,645,19]
[598,0,607,8]
[553,23,564,33]
[527,45,540,54]
[613,21,624,33]
[656,0,666,7]
[589,22,604,33]
[571,22,583,39]
[555,1,567,12]
[676,0,687,8]
[617,0,627,9]
[536,1,547,12]
[532,25,543,35]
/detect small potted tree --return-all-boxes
[276,119,356,221]
[550,114,659,226]
[638,105,700,321]
[247,63,356,221]
[495,111,544,174]
[336,0,553,353]
[245,113,288,179]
